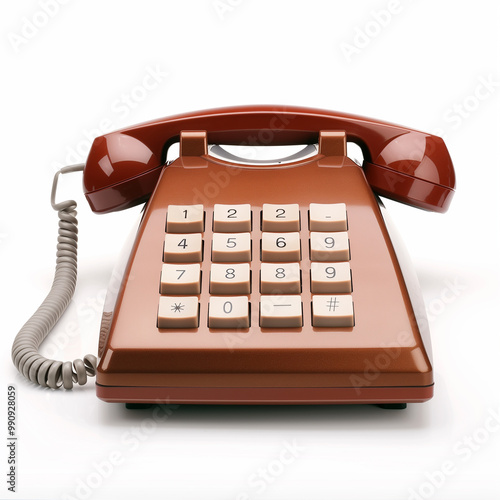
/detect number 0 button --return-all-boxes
[208,296,250,328]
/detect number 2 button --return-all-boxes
[262,204,300,231]
[213,204,252,232]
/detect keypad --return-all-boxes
[159,203,354,329]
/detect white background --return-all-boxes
[1,1,499,499]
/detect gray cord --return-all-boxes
[11,164,97,389]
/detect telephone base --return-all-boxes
[375,403,407,410]
[125,403,153,410]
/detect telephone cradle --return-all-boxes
[12,106,455,409]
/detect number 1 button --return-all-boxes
[166,204,204,233]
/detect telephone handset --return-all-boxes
[84,105,454,214]
[12,106,455,408]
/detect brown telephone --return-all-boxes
[12,105,455,409]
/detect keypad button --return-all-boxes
[310,232,349,261]
[260,295,303,328]
[208,296,250,328]
[212,233,252,262]
[309,203,347,231]
[160,264,201,295]
[260,263,301,294]
[166,205,204,233]
[310,262,351,293]
[312,295,354,328]
[164,233,203,263]
[262,204,300,231]
[158,296,199,329]
[210,263,251,294]
[261,232,301,262]
[213,204,252,232]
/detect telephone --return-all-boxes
[12,105,455,409]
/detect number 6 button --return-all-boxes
[208,296,250,328]
[261,232,301,262]
[213,204,252,232]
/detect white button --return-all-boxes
[210,263,251,294]
[160,264,201,294]
[260,295,303,328]
[208,296,250,328]
[310,232,349,261]
[262,204,300,231]
[312,295,354,327]
[261,232,301,262]
[212,233,251,262]
[213,204,252,232]
[310,262,351,293]
[260,263,301,294]
[166,205,204,233]
[309,203,347,231]
[158,296,199,329]
[164,233,203,263]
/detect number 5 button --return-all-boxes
[212,233,251,262]
[213,204,252,232]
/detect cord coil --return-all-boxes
[11,165,97,389]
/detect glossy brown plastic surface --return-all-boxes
[83,105,455,213]
[96,136,434,404]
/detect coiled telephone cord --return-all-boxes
[11,164,97,389]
